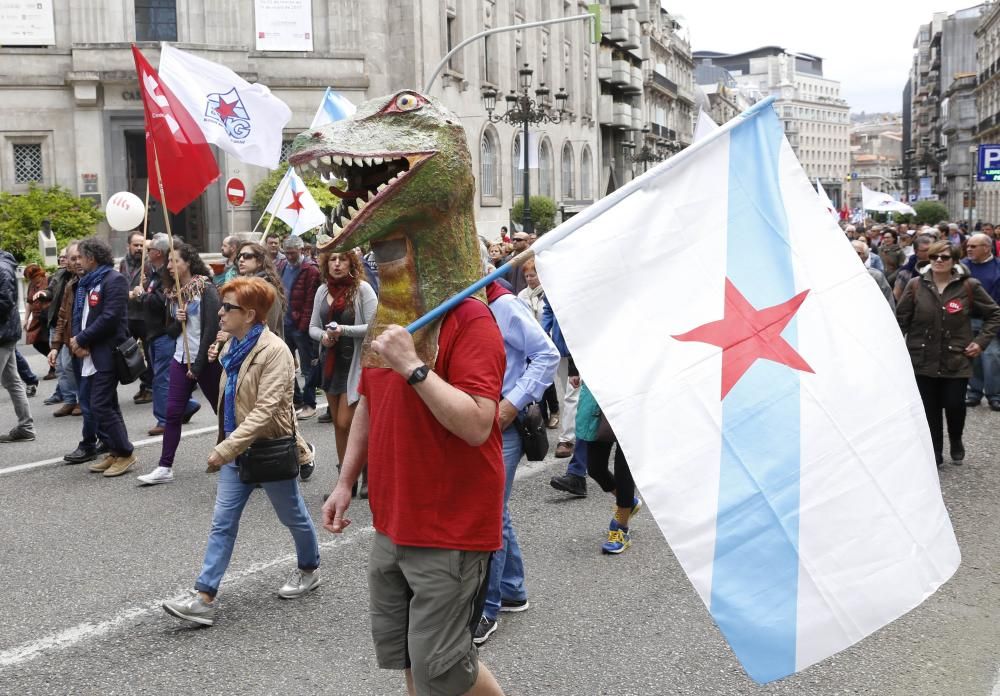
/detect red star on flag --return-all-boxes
[215,98,238,122]
[286,190,305,212]
[672,278,814,399]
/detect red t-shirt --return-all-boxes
[359,298,506,552]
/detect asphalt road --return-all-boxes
[1,350,998,695]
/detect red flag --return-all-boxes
[131,45,219,214]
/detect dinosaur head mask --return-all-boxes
[290,89,483,367]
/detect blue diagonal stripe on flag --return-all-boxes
[710,108,801,683]
[310,87,357,129]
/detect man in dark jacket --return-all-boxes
[71,237,137,476]
[119,230,153,403]
[37,250,78,407]
[962,233,1000,410]
[280,235,321,419]
[0,248,36,442]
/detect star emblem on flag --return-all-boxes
[286,190,305,212]
[672,278,814,399]
[214,97,239,122]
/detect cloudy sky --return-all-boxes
[666,0,984,114]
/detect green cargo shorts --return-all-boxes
[368,532,492,696]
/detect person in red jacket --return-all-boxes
[279,235,321,419]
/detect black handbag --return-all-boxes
[515,402,549,462]
[114,336,146,385]
[238,434,300,484]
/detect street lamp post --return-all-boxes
[482,64,568,234]
[621,127,681,173]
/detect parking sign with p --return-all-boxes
[978,145,1000,182]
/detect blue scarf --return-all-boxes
[219,323,265,435]
[72,265,113,337]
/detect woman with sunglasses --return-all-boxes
[234,241,287,339]
[161,277,321,627]
[136,243,221,485]
[897,240,1000,466]
[308,250,377,496]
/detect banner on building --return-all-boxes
[918,176,932,200]
[254,0,313,52]
[0,0,55,46]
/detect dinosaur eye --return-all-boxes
[384,92,427,114]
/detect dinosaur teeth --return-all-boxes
[355,197,365,209]
[372,156,383,165]
[376,183,387,193]
[347,205,359,218]
[332,155,344,166]
[362,157,373,166]
[330,222,342,235]
[322,155,333,167]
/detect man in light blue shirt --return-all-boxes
[473,278,559,646]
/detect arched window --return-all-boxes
[538,137,553,199]
[561,142,574,199]
[480,127,499,199]
[512,135,523,196]
[580,146,593,200]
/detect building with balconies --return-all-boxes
[692,46,850,207]
[848,118,903,209]
[976,2,1000,223]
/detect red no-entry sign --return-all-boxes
[226,178,246,206]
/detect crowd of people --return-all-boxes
[1,215,998,695]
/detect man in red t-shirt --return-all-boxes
[322,298,507,696]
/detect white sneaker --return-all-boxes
[137,466,174,485]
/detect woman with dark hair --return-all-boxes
[897,240,1000,466]
[136,243,221,485]
[161,277,321,626]
[308,250,377,494]
[234,241,286,339]
[878,229,906,286]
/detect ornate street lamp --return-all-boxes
[482,64,569,234]
[622,127,681,172]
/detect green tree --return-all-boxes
[250,169,336,241]
[511,195,557,234]
[0,185,104,268]
[906,200,949,226]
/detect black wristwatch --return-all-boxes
[406,364,430,386]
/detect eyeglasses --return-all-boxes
[513,237,529,243]
[237,252,258,261]
[220,302,244,313]
[929,254,953,261]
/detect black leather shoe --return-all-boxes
[989,400,1000,412]
[95,442,109,456]
[935,452,944,468]
[549,474,587,497]
[64,447,98,464]
[950,439,965,464]
[965,396,982,407]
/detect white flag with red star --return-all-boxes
[264,167,326,236]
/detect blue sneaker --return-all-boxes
[601,519,631,555]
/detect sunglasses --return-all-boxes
[237,252,259,261]
[929,254,952,261]
[513,237,529,243]
[220,302,244,313]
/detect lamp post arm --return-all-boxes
[423,13,596,93]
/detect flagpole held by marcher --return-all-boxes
[150,137,192,371]
[406,96,778,335]
[139,177,150,288]
[259,169,293,244]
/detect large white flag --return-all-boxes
[158,44,292,169]
[532,100,959,683]
[861,182,916,215]
[265,168,326,236]
[693,109,719,142]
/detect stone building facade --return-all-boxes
[976,2,1000,224]
[693,46,850,208]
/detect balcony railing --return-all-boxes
[652,71,677,93]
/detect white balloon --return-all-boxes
[105,191,146,232]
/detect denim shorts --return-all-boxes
[368,532,491,696]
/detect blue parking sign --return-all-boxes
[978,144,1000,182]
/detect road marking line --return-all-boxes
[0,404,330,477]
[991,662,1000,696]
[0,527,372,672]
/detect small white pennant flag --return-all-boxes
[264,168,326,236]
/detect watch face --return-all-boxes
[408,365,429,385]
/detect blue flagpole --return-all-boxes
[405,96,778,334]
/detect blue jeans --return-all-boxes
[74,363,106,449]
[483,426,528,621]
[150,334,197,426]
[57,345,78,405]
[285,327,318,408]
[195,462,320,597]
[968,319,1000,402]
[15,349,38,385]
[566,439,588,478]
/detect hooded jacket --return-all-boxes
[0,250,21,344]
[896,263,1000,378]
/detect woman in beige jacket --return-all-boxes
[161,277,320,627]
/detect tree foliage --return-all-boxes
[0,185,104,268]
[894,200,949,226]
[511,195,557,234]
[251,169,336,241]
